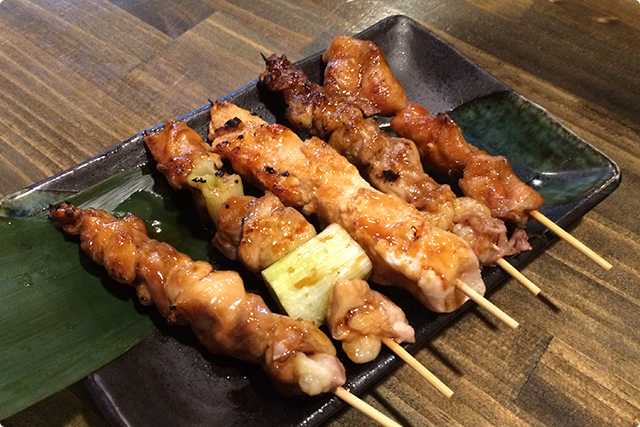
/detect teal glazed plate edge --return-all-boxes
[1,15,620,427]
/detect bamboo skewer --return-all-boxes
[530,210,612,270]
[333,387,402,427]
[495,258,541,295]
[455,281,519,329]
[382,338,454,398]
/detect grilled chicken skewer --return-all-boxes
[259,53,538,295]
[49,203,346,397]
[145,120,454,397]
[208,101,485,314]
[260,53,530,266]
[52,202,405,425]
[391,104,544,227]
[321,36,611,269]
[207,102,517,326]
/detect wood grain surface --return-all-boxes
[1,0,639,426]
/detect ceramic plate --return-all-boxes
[3,15,620,427]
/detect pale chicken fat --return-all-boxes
[327,279,415,363]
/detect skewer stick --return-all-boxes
[495,258,541,296]
[455,281,519,329]
[529,210,612,270]
[382,338,454,398]
[333,387,402,427]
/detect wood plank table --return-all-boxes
[1,0,639,426]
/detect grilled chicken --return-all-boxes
[215,192,318,272]
[216,195,415,363]
[209,101,485,313]
[261,54,529,263]
[145,119,414,362]
[144,120,222,189]
[50,204,346,396]
[322,35,409,117]
[261,54,455,216]
[322,35,544,227]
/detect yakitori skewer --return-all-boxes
[259,52,542,297]
[391,104,612,271]
[50,204,402,427]
[207,100,519,329]
[48,205,345,395]
[144,119,454,397]
[320,35,611,270]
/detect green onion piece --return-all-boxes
[187,159,244,228]
[261,224,372,326]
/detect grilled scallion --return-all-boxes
[187,159,244,227]
[261,224,372,326]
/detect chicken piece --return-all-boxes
[144,120,222,189]
[391,107,472,176]
[215,192,318,273]
[327,279,415,364]
[50,203,345,397]
[209,101,485,313]
[460,154,546,227]
[392,104,545,226]
[212,195,255,260]
[261,54,529,263]
[209,102,341,216]
[322,35,409,116]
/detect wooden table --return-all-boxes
[2,0,639,426]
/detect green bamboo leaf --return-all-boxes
[0,167,211,419]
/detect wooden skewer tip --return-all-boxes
[495,258,541,296]
[530,210,612,270]
[333,387,402,427]
[382,338,454,398]
[455,281,519,329]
